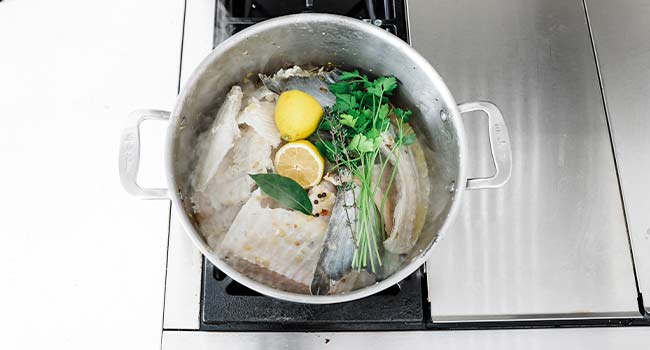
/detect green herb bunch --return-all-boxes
[313,70,416,272]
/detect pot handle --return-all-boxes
[458,101,512,190]
[119,109,170,199]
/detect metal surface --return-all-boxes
[146,13,511,303]
[585,0,650,313]
[119,109,170,199]
[408,0,640,319]
[162,327,650,349]
[459,101,512,190]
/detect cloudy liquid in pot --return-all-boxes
[187,66,430,295]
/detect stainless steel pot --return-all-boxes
[119,14,512,303]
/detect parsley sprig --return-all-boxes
[312,70,416,272]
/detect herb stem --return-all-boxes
[321,70,414,273]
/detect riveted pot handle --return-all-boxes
[458,101,512,190]
[119,109,170,199]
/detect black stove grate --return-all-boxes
[200,0,422,332]
[214,0,409,47]
[200,259,427,331]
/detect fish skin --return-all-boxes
[237,96,281,146]
[380,127,430,254]
[195,127,276,248]
[219,189,329,291]
[193,84,281,248]
[259,66,343,108]
[327,270,377,295]
[311,183,384,295]
[310,185,359,295]
[372,164,395,234]
[194,86,243,191]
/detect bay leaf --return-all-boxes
[249,173,313,215]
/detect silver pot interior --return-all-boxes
[170,14,462,300]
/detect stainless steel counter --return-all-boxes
[409,0,640,320]
[585,0,650,314]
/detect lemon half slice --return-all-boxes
[274,140,325,188]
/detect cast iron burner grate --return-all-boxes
[200,0,423,332]
[214,0,409,47]
[200,259,427,331]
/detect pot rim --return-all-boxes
[165,13,468,304]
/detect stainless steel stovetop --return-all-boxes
[160,0,650,348]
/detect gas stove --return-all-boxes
[162,0,650,347]
[214,0,409,44]
[201,260,427,331]
[197,0,426,331]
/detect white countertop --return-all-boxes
[0,0,183,349]
[162,328,650,350]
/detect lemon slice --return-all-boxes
[274,140,325,188]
